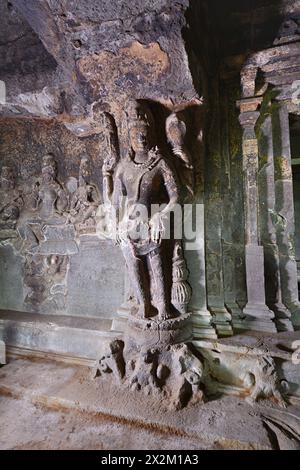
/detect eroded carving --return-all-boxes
[31,154,68,221]
[166,112,194,201]
[0,165,23,231]
[24,253,68,310]
[69,157,101,233]
[94,337,205,410]
[171,240,192,314]
[94,339,125,382]
[245,356,286,407]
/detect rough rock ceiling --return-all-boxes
[0,0,299,124]
[0,1,57,89]
[209,0,300,57]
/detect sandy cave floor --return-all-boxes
[0,394,217,450]
[1,357,298,450]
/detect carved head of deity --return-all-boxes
[127,101,155,154]
[0,166,15,190]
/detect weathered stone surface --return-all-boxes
[66,238,125,318]
[0,310,116,361]
[1,357,290,450]
[0,244,24,311]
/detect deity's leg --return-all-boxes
[121,245,152,319]
[147,249,173,321]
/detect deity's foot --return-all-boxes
[157,302,182,321]
[157,305,176,321]
[134,304,156,320]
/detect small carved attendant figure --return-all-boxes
[112,101,180,321]
[0,165,23,229]
[166,113,194,201]
[32,154,68,220]
[69,157,100,230]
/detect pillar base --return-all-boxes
[237,303,277,333]
[226,301,246,333]
[191,309,218,339]
[290,304,300,330]
[209,306,233,337]
[270,302,294,332]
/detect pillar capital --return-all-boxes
[238,110,260,130]
[237,96,263,114]
[237,97,263,133]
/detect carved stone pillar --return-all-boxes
[237,97,276,332]
[206,196,233,337]
[272,101,300,329]
[185,203,217,340]
[258,113,293,331]
[221,79,247,330]
[205,80,233,337]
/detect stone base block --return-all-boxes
[126,311,193,349]
[275,318,295,332]
[239,304,277,333]
[0,310,119,363]
[111,315,128,333]
[210,306,233,337]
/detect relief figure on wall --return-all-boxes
[31,154,68,221]
[18,154,71,254]
[24,253,68,311]
[112,101,180,321]
[0,165,23,231]
[69,156,101,233]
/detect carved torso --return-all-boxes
[35,180,67,219]
[113,151,179,211]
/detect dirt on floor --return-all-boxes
[2,357,296,450]
[0,394,220,450]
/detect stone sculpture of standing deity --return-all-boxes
[31,154,68,220]
[112,101,180,321]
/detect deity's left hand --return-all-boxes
[149,212,165,244]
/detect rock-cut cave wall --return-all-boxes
[0,118,125,317]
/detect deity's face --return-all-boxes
[129,119,151,153]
